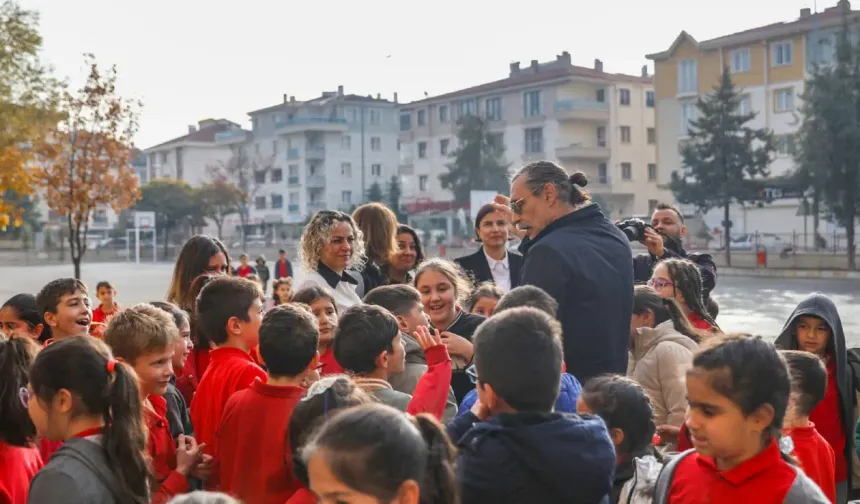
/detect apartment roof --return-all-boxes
[143,120,237,152]
[247,92,393,116]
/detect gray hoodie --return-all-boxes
[28,436,144,504]
[388,331,458,423]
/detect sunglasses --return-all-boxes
[466,364,478,385]
[647,278,675,290]
[509,197,526,215]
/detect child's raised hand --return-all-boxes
[441,331,474,361]
[175,434,204,477]
[413,325,442,351]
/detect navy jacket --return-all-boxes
[519,204,634,382]
[448,411,615,504]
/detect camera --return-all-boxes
[616,218,652,243]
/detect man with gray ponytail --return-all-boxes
[493,160,633,382]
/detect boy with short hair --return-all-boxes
[216,304,320,503]
[447,307,616,503]
[91,281,120,338]
[189,276,266,459]
[105,304,206,502]
[235,254,255,278]
[782,350,837,503]
[35,278,92,343]
[334,304,452,419]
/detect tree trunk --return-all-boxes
[812,188,821,250]
[847,220,856,270]
[215,219,223,241]
[723,202,732,267]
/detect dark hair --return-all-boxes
[183,274,216,349]
[333,305,400,375]
[239,253,248,260]
[167,235,231,305]
[580,375,660,460]
[148,301,190,330]
[653,202,685,224]
[690,335,791,460]
[0,336,40,446]
[196,276,263,345]
[396,224,425,265]
[473,307,563,412]
[272,277,293,305]
[494,285,558,317]
[35,278,88,316]
[473,204,501,242]
[30,336,151,503]
[780,350,827,418]
[95,281,114,292]
[706,296,719,319]
[302,403,458,504]
[279,249,286,254]
[363,284,422,316]
[633,285,705,343]
[291,285,339,317]
[2,293,50,343]
[259,304,319,377]
[466,282,504,312]
[512,161,590,206]
[659,258,719,330]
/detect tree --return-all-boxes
[386,175,406,222]
[0,1,60,228]
[366,182,384,202]
[671,69,775,266]
[135,178,197,259]
[33,55,142,279]
[198,179,245,240]
[439,115,511,207]
[207,149,272,250]
[796,10,860,269]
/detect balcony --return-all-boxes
[214,129,248,145]
[274,116,348,135]
[288,204,300,213]
[308,201,327,213]
[556,144,611,160]
[286,148,300,160]
[288,176,300,186]
[554,99,610,122]
[305,146,325,160]
[306,174,326,188]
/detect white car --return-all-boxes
[726,233,793,253]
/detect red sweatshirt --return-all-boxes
[37,438,62,463]
[146,395,189,503]
[190,347,266,458]
[0,441,43,504]
[810,358,847,483]
[285,488,316,504]
[177,347,210,406]
[687,311,713,331]
[405,344,452,420]
[786,423,836,503]
[669,440,798,504]
[215,379,304,503]
[236,264,254,278]
[318,347,344,376]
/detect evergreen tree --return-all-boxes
[439,115,511,206]
[671,69,775,266]
[386,175,405,222]
[365,182,384,203]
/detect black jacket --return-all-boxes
[454,247,523,289]
[519,204,633,382]
[633,244,716,299]
[273,258,293,280]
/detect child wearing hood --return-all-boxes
[255,256,270,294]
[775,292,853,504]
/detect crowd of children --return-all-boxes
[0,230,858,504]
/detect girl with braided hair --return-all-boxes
[648,257,719,331]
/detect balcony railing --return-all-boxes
[288,204,300,213]
[554,99,610,122]
[287,176,300,186]
[275,116,347,130]
[308,201,327,212]
[306,175,326,188]
[214,129,247,143]
[286,148,300,160]
[305,146,325,159]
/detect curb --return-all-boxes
[719,267,860,280]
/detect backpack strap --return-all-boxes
[783,465,830,504]
[652,449,695,504]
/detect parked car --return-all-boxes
[231,235,268,249]
[720,233,793,254]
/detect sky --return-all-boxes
[20,0,825,149]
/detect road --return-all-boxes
[1,262,858,346]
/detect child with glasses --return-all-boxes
[648,258,718,331]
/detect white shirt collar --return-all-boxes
[483,248,509,270]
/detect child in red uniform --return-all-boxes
[291,286,343,375]
[215,304,320,503]
[781,350,837,503]
[90,281,121,339]
[189,276,266,460]
[0,336,43,504]
[104,304,208,502]
[235,254,255,278]
[35,278,93,343]
[653,335,829,504]
[775,293,852,504]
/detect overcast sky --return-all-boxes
[20,0,822,148]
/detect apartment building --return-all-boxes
[397,51,667,221]
[646,0,858,234]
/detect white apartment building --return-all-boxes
[397,52,669,221]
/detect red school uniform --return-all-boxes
[687,311,713,331]
[177,347,210,406]
[318,346,344,376]
[146,394,189,503]
[669,440,801,504]
[786,423,836,504]
[809,358,847,484]
[190,346,266,458]
[215,378,304,504]
[236,264,254,278]
[0,441,43,504]
[92,303,120,326]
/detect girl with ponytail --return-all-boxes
[629,286,707,436]
[648,258,719,331]
[26,336,151,504]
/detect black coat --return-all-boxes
[454,247,523,289]
[519,204,633,383]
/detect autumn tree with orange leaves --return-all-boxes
[33,55,142,278]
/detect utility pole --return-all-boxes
[360,104,366,203]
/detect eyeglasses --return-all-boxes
[466,364,478,385]
[19,387,32,409]
[647,278,675,290]
[509,197,526,215]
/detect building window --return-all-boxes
[678,59,697,94]
[417,109,426,126]
[255,196,266,210]
[439,105,448,122]
[486,97,502,121]
[523,90,542,117]
[419,175,428,191]
[271,194,283,209]
[341,163,352,176]
[776,134,796,156]
[619,89,631,106]
[399,113,411,131]
[440,138,449,155]
[772,41,793,67]
[647,163,657,181]
[680,102,697,136]
[646,91,655,108]
[289,192,299,205]
[175,147,184,180]
[813,36,834,65]
[371,137,381,151]
[488,133,503,151]
[271,168,283,183]
[649,199,659,213]
[775,89,794,112]
[621,163,632,180]
[597,126,607,147]
[738,94,752,116]
[272,140,278,155]
[418,142,427,158]
[596,88,606,103]
[341,135,351,149]
[731,48,751,73]
[254,171,266,184]
[341,191,352,204]
[647,127,656,144]
[524,127,543,153]
[369,109,380,124]
[598,163,608,184]
[620,126,631,144]
[371,164,382,176]
[458,99,478,117]
[288,164,299,178]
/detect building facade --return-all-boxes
[142,118,241,186]
[397,52,667,220]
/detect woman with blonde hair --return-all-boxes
[352,202,400,297]
[296,210,365,313]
